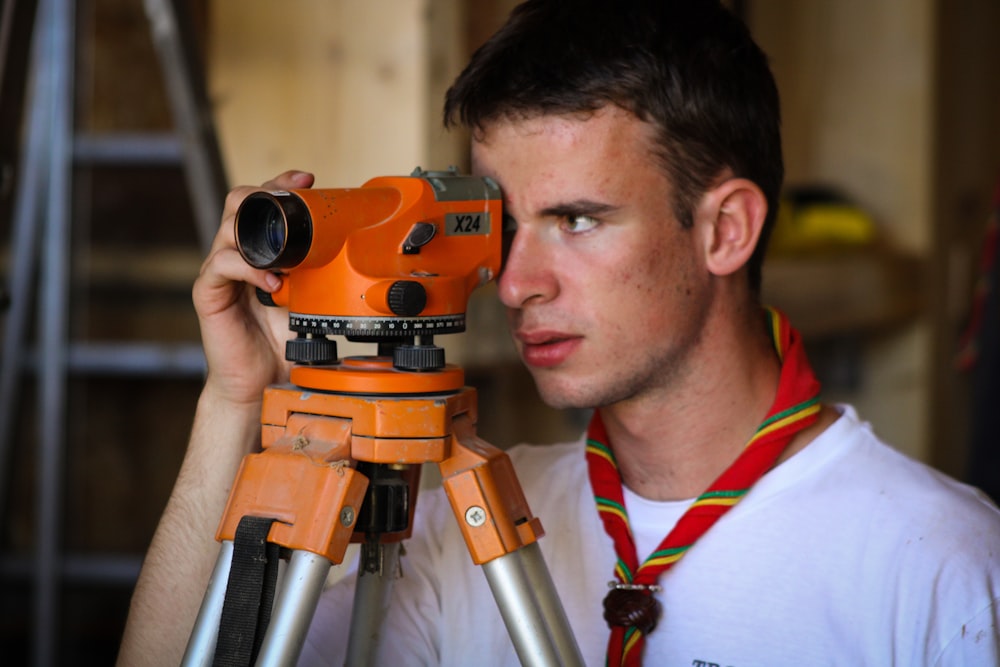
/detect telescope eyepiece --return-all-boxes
[235,191,313,269]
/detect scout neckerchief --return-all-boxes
[586,307,821,666]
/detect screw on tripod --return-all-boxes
[464,506,487,527]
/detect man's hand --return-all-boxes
[193,170,315,406]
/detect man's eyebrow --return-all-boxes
[539,199,619,218]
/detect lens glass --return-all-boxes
[263,207,286,256]
[237,195,286,268]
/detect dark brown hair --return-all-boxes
[444,0,782,292]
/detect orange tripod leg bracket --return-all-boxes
[215,411,369,564]
[438,414,545,565]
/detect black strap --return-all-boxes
[213,516,281,667]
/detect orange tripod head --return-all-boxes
[235,167,503,374]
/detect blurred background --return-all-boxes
[0,0,998,664]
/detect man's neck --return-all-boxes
[596,308,787,502]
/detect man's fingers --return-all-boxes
[261,170,315,192]
[198,245,278,290]
[195,246,281,313]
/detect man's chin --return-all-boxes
[531,379,598,412]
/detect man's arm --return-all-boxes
[116,391,261,665]
[117,170,315,666]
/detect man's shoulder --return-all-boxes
[834,406,997,516]
[816,406,1000,563]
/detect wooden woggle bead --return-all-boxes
[602,588,662,635]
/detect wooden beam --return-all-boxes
[208,0,465,187]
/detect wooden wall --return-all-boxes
[749,0,936,461]
[208,0,466,187]
[206,0,580,447]
[750,0,1000,471]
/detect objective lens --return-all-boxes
[261,205,286,257]
[235,192,312,269]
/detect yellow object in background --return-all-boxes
[770,186,878,255]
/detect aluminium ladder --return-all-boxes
[0,0,227,663]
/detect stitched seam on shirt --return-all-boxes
[932,595,1000,666]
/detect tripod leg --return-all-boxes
[440,416,584,666]
[345,541,402,666]
[515,543,582,664]
[484,543,582,667]
[183,402,368,665]
[255,549,333,666]
[182,540,235,667]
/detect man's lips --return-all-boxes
[513,330,582,368]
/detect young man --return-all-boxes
[120,1,1000,665]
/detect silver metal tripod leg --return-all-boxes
[345,542,402,666]
[181,540,235,667]
[484,543,585,667]
[255,549,333,666]
[182,543,332,667]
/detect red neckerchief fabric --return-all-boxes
[585,307,822,666]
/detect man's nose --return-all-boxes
[497,227,557,308]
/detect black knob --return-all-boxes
[285,336,338,364]
[386,281,427,317]
[393,344,445,371]
[255,287,277,307]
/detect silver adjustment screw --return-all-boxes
[465,506,487,527]
[340,507,356,527]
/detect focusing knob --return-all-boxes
[393,344,445,371]
[255,287,277,307]
[285,336,338,365]
[386,281,427,317]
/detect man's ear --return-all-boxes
[696,178,768,278]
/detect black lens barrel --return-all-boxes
[235,191,313,269]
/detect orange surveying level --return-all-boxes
[182,168,583,666]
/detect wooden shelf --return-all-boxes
[762,247,925,339]
[0,246,203,292]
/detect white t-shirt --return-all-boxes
[300,406,1000,666]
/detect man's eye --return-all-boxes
[561,215,600,233]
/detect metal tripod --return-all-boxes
[181,354,584,666]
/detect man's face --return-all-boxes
[471,106,715,411]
